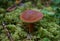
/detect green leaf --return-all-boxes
[42,38,50,41]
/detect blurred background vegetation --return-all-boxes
[0,0,60,41]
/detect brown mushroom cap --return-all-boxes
[20,10,43,23]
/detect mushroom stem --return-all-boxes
[26,23,34,39]
[28,23,34,33]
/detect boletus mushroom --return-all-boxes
[20,10,43,39]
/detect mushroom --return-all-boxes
[6,4,16,12]
[15,0,22,5]
[20,10,43,39]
